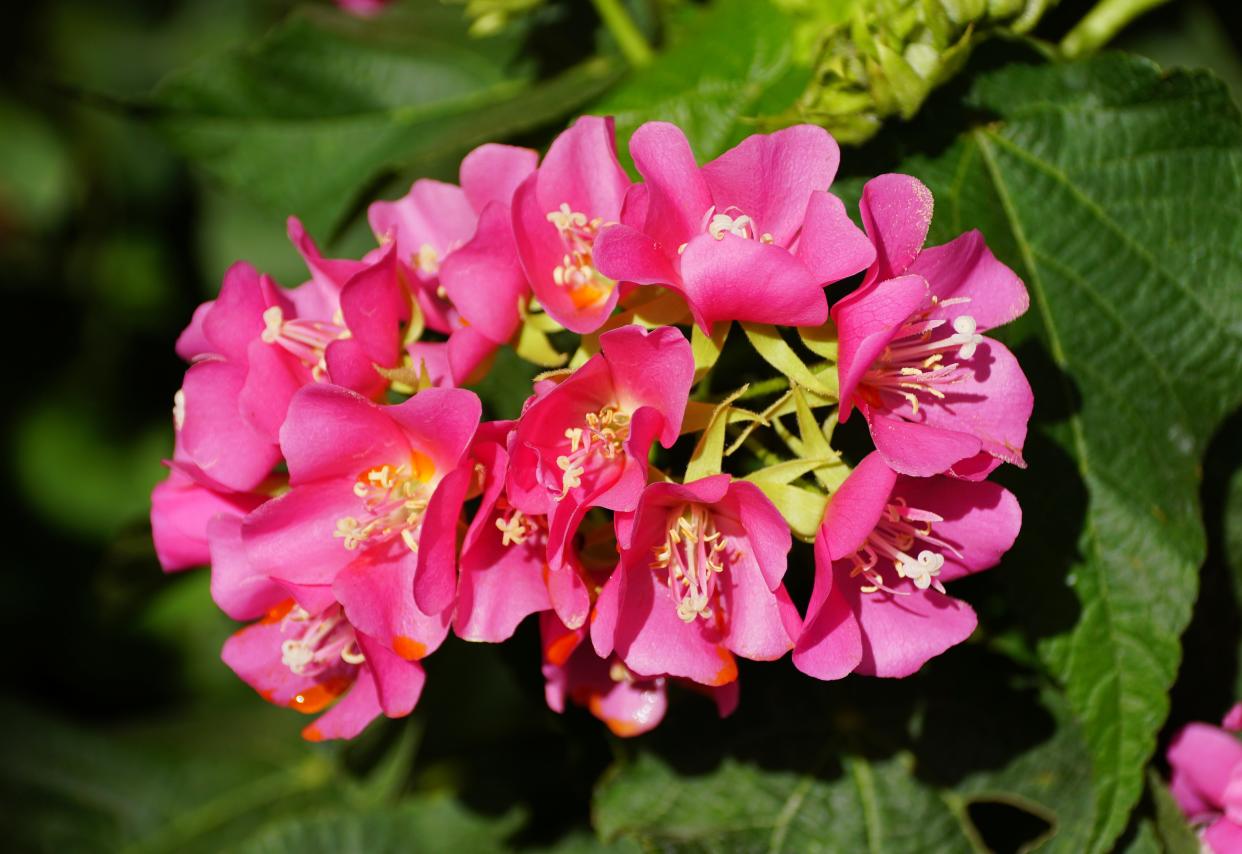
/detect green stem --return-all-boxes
[1060,0,1172,59]
[590,0,654,68]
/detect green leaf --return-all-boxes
[593,0,809,164]
[234,797,522,854]
[594,653,1099,852]
[596,751,972,853]
[741,323,838,399]
[900,54,1242,850]
[152,5,619,235]
[1148,771,1200,854]
[685,387,750,482]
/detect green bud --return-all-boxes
[781,0,1059,143]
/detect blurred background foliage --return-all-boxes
[2,1,1241,851]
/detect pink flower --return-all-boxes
[174,233,411,489]
[593,122,874,333]
[834,175,1033,479]
[150,470,263,572]
[241,383,480,663]
[334,0,393,18]
[449,422,553,642]
[223,599,424,741]
[511,116,632,333]
[591,474,801,688]
[506,324,693,630]
[541,612,737,736]
[371,143,537,380]
[1167,706,1242,852]
[793,452,1020,679]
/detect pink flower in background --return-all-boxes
[506,324,693,630]
[241,384,480,663]
[541,612,738,736]
[593,122,874,333]
[834,175,1032,479]
[372,143,537,377]
[592,474,801,688]
[511,116,632,333]
[223,599,424,741]
[1167,704,1242,852]
[794,452,1020,679]
[333,0,393,18]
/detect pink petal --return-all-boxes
[701,124,840,248]
[880,338,1032,471]
[413,466,472,615]
[628,121,713,252]
[1168,723,1242,808]
[368,179,476,268]
[243,480,361,587]
[439,202,529,343]
[150,473,262,572]
[907,230,1028,332]
[180,359,280,491]
[846,576,978,677]
[833,274,929,420]
[730,480,793,591]
[288,217,362,309]
[821,452,896,561]
[599,324,694,448]
[323,337,388,399]
[591,568,622,658]
[866,410,984,478]
[1204,818,1242,853]
[592,222,680,288]
[203,262,270,363]
[176,301,214,360]
[240,338,307,442]
[385,386,481,478]
[678,234,827,331]
[355,633,426,717]
[445,325,499,386]
[721,552,795,660]
[208,514,286,621]
[859,173,934,283]
[221,614,340,709]
[303,665,381,742]
[279,384,410,484]
[565,647,668,737]
[795,191,876,283]
[456,519,551,642]
[339,243,408,367]
[334,551,451,661]
[611,558,737,687]
[512,173,620,334]
[537,116,630,228]
[460,143,539,212]
[792,533,863,680]
[891,476,1021,582]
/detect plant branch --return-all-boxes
[590,0,654,68]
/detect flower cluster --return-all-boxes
[152,116,1031,740]
[1167,703,1242,851]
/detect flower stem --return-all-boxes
[1060,0,1172,59]
[590,0,654,68]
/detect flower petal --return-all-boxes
[701,124,839,247]
[459,143,538,212]
[859,173,934,283]
[795,191,876,283]
[678,233,826,331]
[846,576,978,677]
[792,533,863,680]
